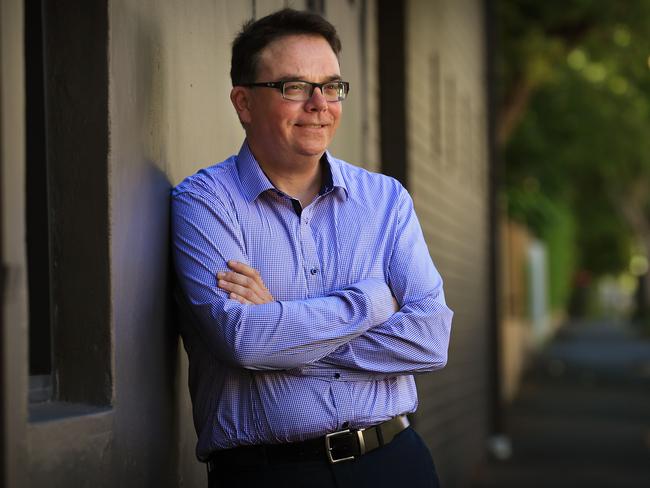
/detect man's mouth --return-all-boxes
[296,123,327,128]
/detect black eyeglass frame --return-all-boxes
[239,80,350,101]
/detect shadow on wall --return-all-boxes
[109,3,205,485]
[133,6,205,486]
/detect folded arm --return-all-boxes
[171,190,395,371]
[215,188,453,378]
[308,188,453,376]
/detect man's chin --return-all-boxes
[294,143,330,159]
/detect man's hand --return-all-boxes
[218,260,399,312]
[217,261,274,305]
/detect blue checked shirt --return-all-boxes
[171,141,453,460]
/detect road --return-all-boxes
[471,319,650,488]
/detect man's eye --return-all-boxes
[284,83,307,92]
[323,83,341,95]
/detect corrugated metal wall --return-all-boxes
[405,1,491,486]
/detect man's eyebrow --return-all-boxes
[276,74,342,82]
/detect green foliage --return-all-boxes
[541,204,576,311]
[498,0,650,280]
[506,187,576,311]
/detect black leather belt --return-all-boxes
[207,415,410,471]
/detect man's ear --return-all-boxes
[230,86,252,125]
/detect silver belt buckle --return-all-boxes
[325,428,366,464]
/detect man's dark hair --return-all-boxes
[230,8,342,86]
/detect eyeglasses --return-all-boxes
[239,80,350,102]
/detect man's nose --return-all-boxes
[305,87,328,110]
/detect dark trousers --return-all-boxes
[208,427,441,488]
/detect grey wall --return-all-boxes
[3,0,176,486]
[1,0,29,485]
[108,1,377,485]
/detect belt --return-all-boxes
[207,415,410,470]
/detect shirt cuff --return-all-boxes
[350,278,395,327]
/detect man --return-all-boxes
[171,8,453,488]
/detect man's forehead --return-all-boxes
[263,33,333,52]
[257,34,339,68]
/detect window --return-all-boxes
[25,0,53,402]
[26,0,112,411]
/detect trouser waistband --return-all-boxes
[207,415,410,470]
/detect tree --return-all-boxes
[497,0,650,317]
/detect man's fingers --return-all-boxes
[217,260,274,305]
[227,261,269,290]
[217,270,274,304]
[218,279,259,301]
[218,270,255,288]
[216,262,274,304]
[227,260,259,279]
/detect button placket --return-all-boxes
[330,380,353,434]
[299,209,323,296]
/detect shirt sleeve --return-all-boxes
[304,187,453,377]
[171,189,395,371]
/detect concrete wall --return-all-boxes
[108,1,376,486]
[1,0,29,486]
[2,1,175,486]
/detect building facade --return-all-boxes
[1,1,493,486]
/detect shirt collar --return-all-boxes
[236,141,349,202]
[323,150,348,198]
[236,141,276,202]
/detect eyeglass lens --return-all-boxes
[282,81,347,101]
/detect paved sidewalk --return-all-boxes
[471,320,650,488]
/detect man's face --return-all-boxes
[234,34,343,167]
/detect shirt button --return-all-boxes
[334,372,340,379]
[310,267,318,275]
